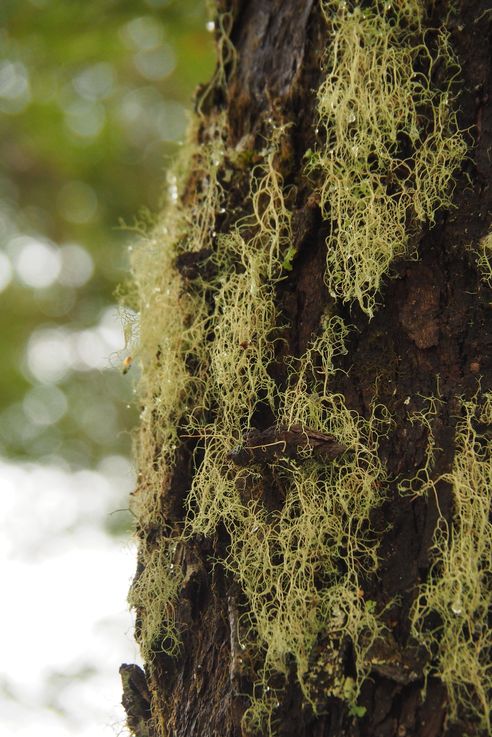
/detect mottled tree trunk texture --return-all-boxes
[121,2,492,737]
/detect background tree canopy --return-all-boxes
[0,0,214,475]
[0,2,213,735]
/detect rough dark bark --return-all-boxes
[122,2,492,737]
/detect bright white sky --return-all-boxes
[0,456,140,737]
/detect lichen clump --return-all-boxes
[127,0,473,732]
[128,126,226,662]
[189,311,390,708]
[477,230,492,287]
[310,0,467,316]
[410,394,492,730]
[128,540,183,662]
[184,138,392,711]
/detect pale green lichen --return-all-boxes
[185,124,293,534]
[398,390,445,498]
[409,393,492,730]
[128,539,183,662]
[130,135,221,529]
[127,1,472,731]
[477,231,492,288]
[188,310,390,725]
[197,8,237,113]
[128,117,229,667]
[309,1,467,316]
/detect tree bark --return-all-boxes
[122,2,492,737]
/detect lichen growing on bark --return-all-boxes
[477,230,492,287]
[128,539,183,662]
[408,393,492,731]
[126,1,477,733]
[309,0,467,316]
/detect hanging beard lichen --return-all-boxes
[125,1,478,734]
[477,230,492,288]
[400,393,492,732]
[309,0,467,316]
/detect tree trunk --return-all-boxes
[121,2,492,737]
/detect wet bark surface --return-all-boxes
[123,2,492,736]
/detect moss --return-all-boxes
[409,393,492,729]
[310,0,467,316]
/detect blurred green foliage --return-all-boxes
[0,0,215,468]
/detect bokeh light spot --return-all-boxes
[12,235,61,288]
[26,327,73,384]
[72,63,115,101]
[0,251,13,292]
[97,454,135,495]
[121,16,164,51]
[23,384,68,427]
[64,99,105,139]
[58,244,94,287]
[134,45,176,81]
[118,86,161,142]
[157,99,187,141]
[57,182,98,225]
[73,330,108,371]
[97,305,126,353]
[0,403,32,447]
[0,60,31,114]
[75,401,119,445]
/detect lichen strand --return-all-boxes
[128,121,228,669]
[188,310,390,727]
[128,540,183,663]
[226,397,390,695]
[409,394,492,730]
[130,119,226,530]
[186,126,292,533]
[127,2,472,732]
[477,230,492,287]
[130,231,205,530]
[311,0,467,316]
